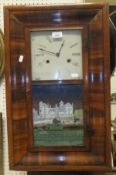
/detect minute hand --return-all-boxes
[56,41,64,57]
[38,48,57,56]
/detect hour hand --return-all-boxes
[38,48,57,56]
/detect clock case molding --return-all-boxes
[4,3,111,171]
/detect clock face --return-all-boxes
[31,29,83,81]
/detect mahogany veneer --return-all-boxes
[4,2,111,172]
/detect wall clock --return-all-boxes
[4,2,111,172]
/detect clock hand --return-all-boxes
[56,41,65,57]
[38,48,57,56]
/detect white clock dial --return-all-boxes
[31,29,83,81]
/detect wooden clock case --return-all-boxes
[4,2,111,172]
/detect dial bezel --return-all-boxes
[26,27,86,85]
